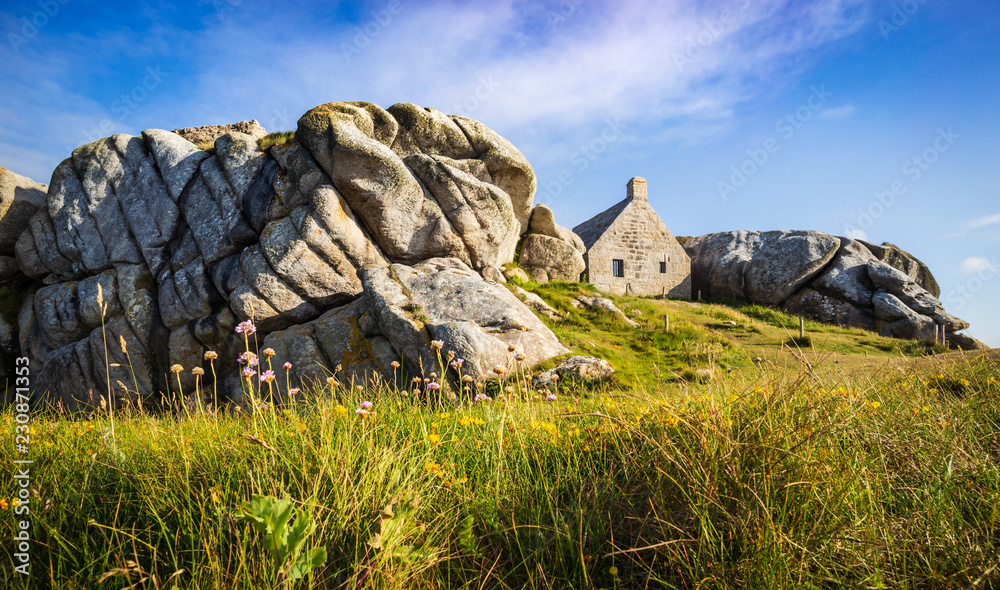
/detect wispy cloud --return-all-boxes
[968,213,1000,228]
[0,0,872,182]
[959,256,998,275]
[192,0,872,168]
[819,104,856,118]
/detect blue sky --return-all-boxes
[2,0,998,346]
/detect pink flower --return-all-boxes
[242,367,256,378]
[545,393,557,402]
[283,362,292,370]
[427,382,441,390]
[359,400,373,410]
[473,393,491,402]
[355,408,370,416]
[450,358,464,368]
[289,388,300,396]
[259,370,276,383]
[238,352,258,367]
[235,320,257,335]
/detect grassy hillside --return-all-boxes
[1,284,997,589]
[523,280,946,388]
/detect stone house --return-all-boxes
[572,177,691,298]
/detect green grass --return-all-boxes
[708,295,868,335]
[258,131,298,151]
[519,283,949,387]
[526,282,737,388]
[1,288,997,588]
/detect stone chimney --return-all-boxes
[627,177,647,202]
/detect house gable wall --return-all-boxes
[585,199,691,298]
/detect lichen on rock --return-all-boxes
[683,229,980,350]
[4,102,573,410]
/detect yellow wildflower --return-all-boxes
[424,461,445,477]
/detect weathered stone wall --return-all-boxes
[584,179,691,298]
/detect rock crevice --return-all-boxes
[2,102,574,408]
[684,230,985,350]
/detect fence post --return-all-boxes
[799,316,805,339]
[664,315,669,332]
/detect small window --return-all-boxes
[612,259,624,277]
[659,261,667,273]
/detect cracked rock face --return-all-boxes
[684,230,983,350]
[519,204,586,283]
[262,258,569,400]
[9,101,563,410]
[0,168,48,390]
[685,230,840,306]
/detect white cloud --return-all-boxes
[0,0,873,181]
[819,104,856,118]
[968,213,1000,228]
[959,256,998,275]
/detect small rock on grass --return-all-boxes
[574,296,639,328]
[533,355,614,389]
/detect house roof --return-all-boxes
[572,197,631,250]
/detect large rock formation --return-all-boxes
[0,168,48,390]
[684,230,984,350]
[172,120,268,148]
[518,204,586,283]
[263,258,568,401]
[5,102,570,410]
[685,230,840,305]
